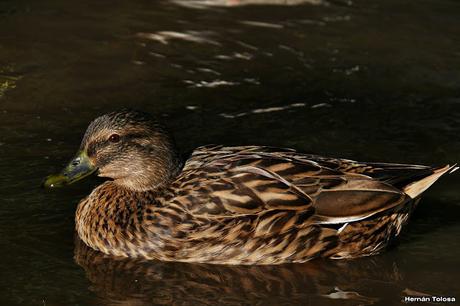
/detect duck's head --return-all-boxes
[44,110,181,191]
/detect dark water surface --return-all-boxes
[1,0,460,305]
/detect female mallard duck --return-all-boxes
[44,110,456,265]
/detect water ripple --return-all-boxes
[136,31,221,45]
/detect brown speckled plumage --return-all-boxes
[66,110,455,264]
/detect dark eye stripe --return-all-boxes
[123,132,148,141]
[86,132,147,157]
[87,140,107,157]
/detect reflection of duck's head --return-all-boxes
[45,110,181,191]
[74,238,397,306]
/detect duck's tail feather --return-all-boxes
[403,164,457,199]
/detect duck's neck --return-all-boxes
[112,143,183,192]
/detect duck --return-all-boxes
[44,109,457,265]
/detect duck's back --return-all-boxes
[179,145,442,219]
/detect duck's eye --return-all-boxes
[108,134,120,143]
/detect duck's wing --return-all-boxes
[296,155,434,187]
[288,155,456,199]
[177,147,412,226]
[189,144,453,196]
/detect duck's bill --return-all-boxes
[43,151,97,188]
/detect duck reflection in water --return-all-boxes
[75,237,413,306]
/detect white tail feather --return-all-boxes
[403,164,457,199]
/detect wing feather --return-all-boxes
[176,146,422,226]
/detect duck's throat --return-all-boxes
[110,152,182,192]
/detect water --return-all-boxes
[1,0,460,305]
